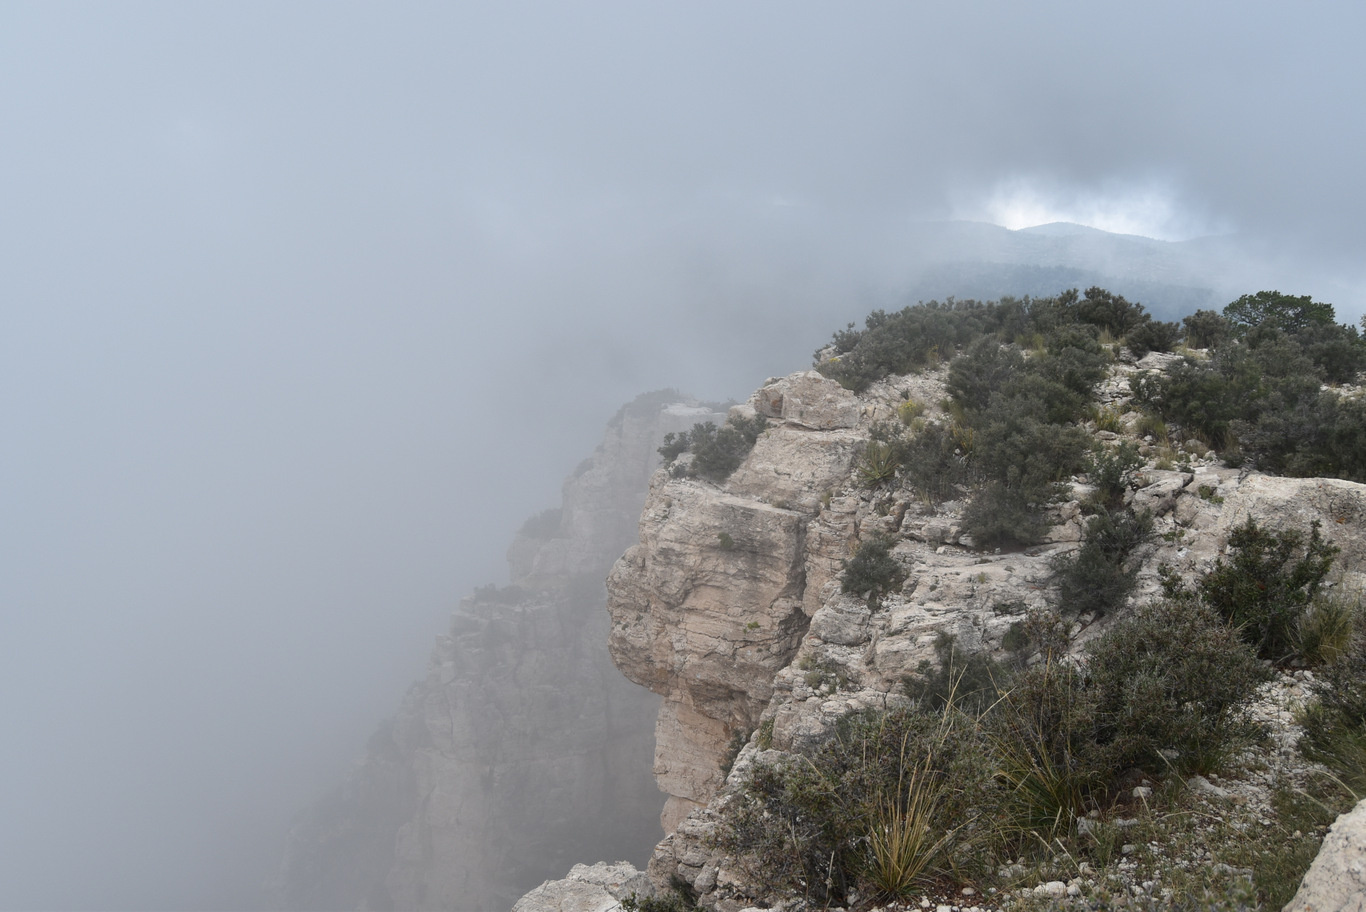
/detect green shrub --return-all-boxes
[621,877,703,912]
[657,414,769,483]
[1086,441,1143,509]
[1126,318,1182,357]
[958,408,1088,550]
[1085,600,1270,775]
[947,337,1025,415]
[1236,389,1366,482]
[1300,649,1366,795]
[960,482,1053,550]
[1073,286,1149,338]
[1052,507,1153,617]
[691,415,768,482]
[987,604,1267,842]
[1130,294,1366,477]
[841,535,904,604]
[719,728,749,778]
[903,633,1009,717]
[968,408,1090,494]
[799,653,852,692]
[657,431,691,462]
[815,300,1000,392]
[1183,309,1231,349]
[1199,519,1339,662]
[1001,608,1072,666]
[719,706,997,904]
[899,421,970,504]
[1036,325,1111,401]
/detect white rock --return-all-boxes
[1284,799,1366,912]
[1035,880,1067,897]
[750,371,861,429]
[512,862,653,912]
[1188,774,1231,799]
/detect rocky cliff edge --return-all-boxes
[589,362,1366,910]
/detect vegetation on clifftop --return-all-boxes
[722,518,1364,909]
[699,288,1366,910]
[816,287,1366,551]
[658,413,769,483]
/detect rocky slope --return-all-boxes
[276,392,726,911]
[567,360,1366,910]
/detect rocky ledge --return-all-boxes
[522,358,1366,912]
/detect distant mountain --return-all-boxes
[892,220,1244,319]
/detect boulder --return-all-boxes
[512,862,653,912]
[1283,799,1366,912]
[750,371,860,430]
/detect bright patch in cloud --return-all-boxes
[967,177,1224,242]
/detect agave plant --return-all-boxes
[855,439,900,488]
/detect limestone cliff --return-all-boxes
[276,392,725,912]
[596,363,1366,909]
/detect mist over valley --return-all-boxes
[2,4,1365,910]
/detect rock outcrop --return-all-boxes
[1285,798,1366,912]
[607,374,865,831]
[277,392,725,912]
[594,365,1366,910]
[511,862,652,912]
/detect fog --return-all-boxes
[2,3,1363,909]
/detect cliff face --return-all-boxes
[606,373,866,830]
[600,364,1366,908]
[276,392,725,912]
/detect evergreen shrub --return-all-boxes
[1199,519,1338,662]
[841,534,904,603]
[1052,507,1153,617]
[657,414,769,483]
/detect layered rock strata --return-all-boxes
[596,362,1366,909]
[607,372,865,831]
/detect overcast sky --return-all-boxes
[2,3,1364,909]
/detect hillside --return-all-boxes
[518,290,1366,912]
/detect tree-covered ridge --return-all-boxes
[1135,292,1366,481]
[815,287,1366,527]
[814,287,1180,394]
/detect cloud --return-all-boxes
[958,175,1231,242]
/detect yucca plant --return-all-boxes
[864,751,953,897]
[988,662,1101,839]
[855,439,900,488]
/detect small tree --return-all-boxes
[1086,600,1270,774]
[1224,290,1337,336]
[1183,309,1231,349]
[657,415,769,483]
